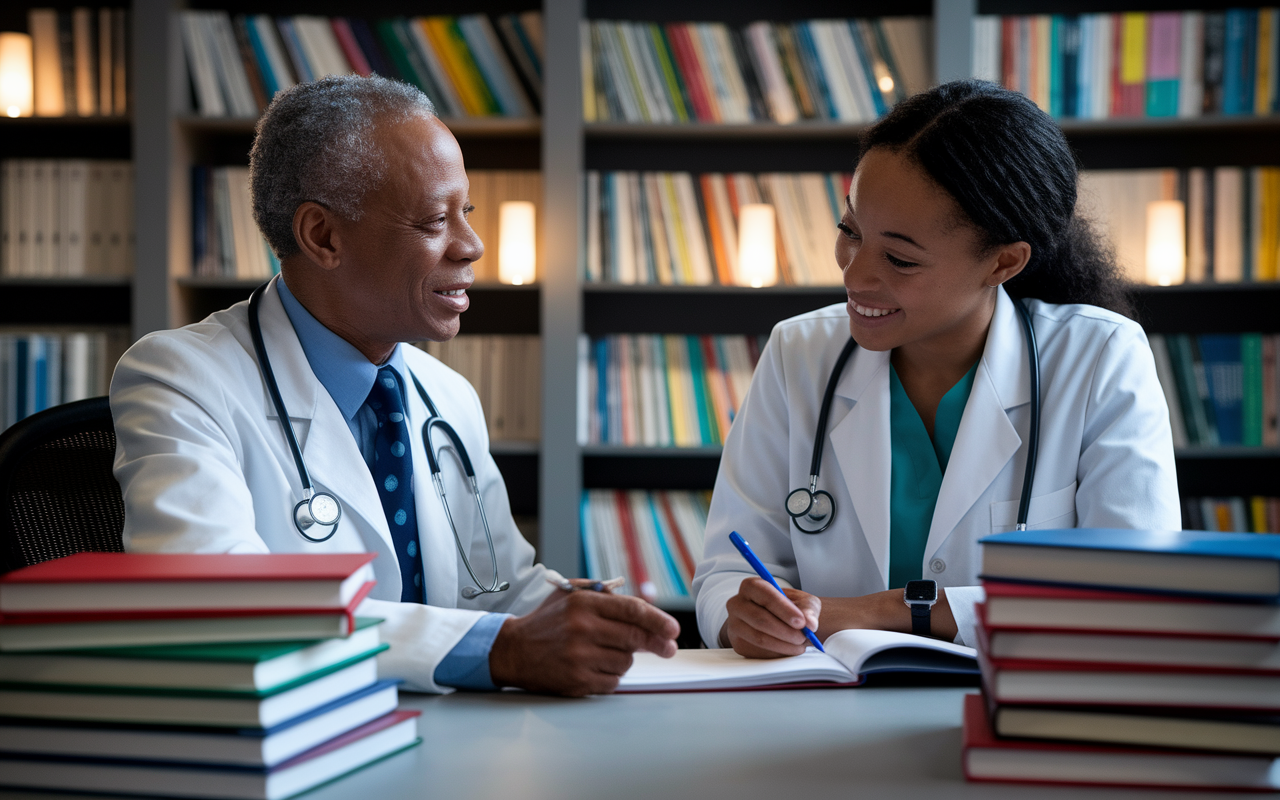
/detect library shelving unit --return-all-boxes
[0,1,135,365]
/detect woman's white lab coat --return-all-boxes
[693,288,1181,647]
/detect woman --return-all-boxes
[692,80,1180,656]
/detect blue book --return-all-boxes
[1059,16,1079,119]
[794,24,836,120]
[981,529,1280,601]
[13,337,28,422]
[845,22,886,117]
[1048,16,1063,118]
[241,16,279,96]
[1198,334,1245,446]
[1223,10,1251,115]
[594,337,609,443]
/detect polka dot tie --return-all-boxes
[367,366,425,603]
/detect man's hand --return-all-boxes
[488,587,680,696]
[719,577,821,658]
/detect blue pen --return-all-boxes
[728,531,824,653]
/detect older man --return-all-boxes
[110,75,677,696]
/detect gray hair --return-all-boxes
[249,74,436,259]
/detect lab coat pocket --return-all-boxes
[989,481,1078,533]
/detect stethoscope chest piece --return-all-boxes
[293,490,342,542]
[786,485,835,534]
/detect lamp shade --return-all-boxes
[498,200,536,285]
[736,204,777,288]
[0,32,33,118]
[1145,200,1186,286]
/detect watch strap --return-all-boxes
[910,603,931,637]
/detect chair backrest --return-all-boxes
[0,397,124,574]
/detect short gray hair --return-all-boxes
[249,74,436,259]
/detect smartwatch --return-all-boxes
[904,580,938,637]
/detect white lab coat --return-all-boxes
[693,288,1181,648]
[110,278,558,693]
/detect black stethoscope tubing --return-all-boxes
[248,281,508,597]
[787,298,1042,533]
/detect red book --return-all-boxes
[0,552,375,614]
[664,24,716,122]
[331,18,372,76]
[963,693,1280,790]
[980,579,1280,639]
[613,491,652,600]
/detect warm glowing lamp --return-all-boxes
[0,33,33,118]
[498,200,536,285]
[1145,200,1186,286]
[737,204,778,288]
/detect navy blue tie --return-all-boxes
[367,366,425,603]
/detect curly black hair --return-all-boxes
[854,80,1134,318]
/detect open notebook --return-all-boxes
[619,629,979,692]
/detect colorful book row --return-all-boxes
[973,10,1280,119]
[179,11,541,119]
[584,171,852,286]
[582,18,930,124]
[1183,495,1280,532]
[0,331,125,431]
[191,166,280,281]
[580,334,766,448]
[581,489,710,602]
[417,335,540,443]
[1149,333,1278,448]
[26,8,129,118]
[1,159,134,279]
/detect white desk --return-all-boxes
[0,686,1251,799]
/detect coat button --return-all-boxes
[930,558,946,574]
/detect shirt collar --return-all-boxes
[276,276,407,422]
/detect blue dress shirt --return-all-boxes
[276,278,506,690]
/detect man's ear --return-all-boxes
[292,202,341,271]
[987,241,1031,287]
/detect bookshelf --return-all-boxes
[5,0,1278,577]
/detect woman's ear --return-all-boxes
[292,202,342,271]
[987,241,1032,287]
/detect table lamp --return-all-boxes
[498,200,536,286]
[1145,200,1186,286]
[737,203,777,288]
[0,32,33,118]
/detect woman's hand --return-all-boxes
[719,577,822,658]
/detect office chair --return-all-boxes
[0,397,124,574]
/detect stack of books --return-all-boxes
[1,330,126,429]
[972,9,1280,119]
[26,8,130,118]
[580,334,767,448]
[1149,332,1278,449]
[581,489,711,603]
[0,552,420,799]
[964,528,1280,791]
[582,18,931,124]
[178,11,542,119]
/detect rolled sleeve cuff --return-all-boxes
[432,612,511,691]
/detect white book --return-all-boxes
[29,160,54,277]
[627,490,668,599]
[44,335,62,409]
[292,16,346,80]
[620,629,977,692]
[577,335,590,445]
[669,491,708,568]
[209,13,259,117]
[620,22,671,123]
[972,16,1001,82]
[708,24,753,122]
[637,335,659,447]
[60,160,88,276]
[84,161,106,275]
[599,22,644,122]
[656,174,689,283]
[613,172,636,284]
[672,173,713,284]
[649,334,672,447]
[1178,12,1205,117]
[1186,167,1208,281]
[746,23,799,124]
[104,161,132,277]
[62,332,92,403]
[831,22,877,121]
[0,709,418,800]
[1214,167,1244,282]
[806,23,855,122]
[1092,14,1114,119]
[180,13,226,117]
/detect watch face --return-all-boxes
[904,580,937,602]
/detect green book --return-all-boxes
[1167,334,1209,446]
[685,337,718,446]
[649,24,690,122]
[375,20,426,92]
[0,619,384,694]
[1243,333,1264,446]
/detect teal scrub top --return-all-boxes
[887,362,978,589]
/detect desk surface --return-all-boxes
[0,686,1253,800]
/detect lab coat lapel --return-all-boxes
[256,279,401,586]
[924,289,1029,559]
[827,346,893,588]
[406,369,461,608]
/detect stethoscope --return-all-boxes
[248,282,509,600]
[785,298,1042,534]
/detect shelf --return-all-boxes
[1058,115,1280,135]
[0,277,132,327]
[175,279,541,335]
[1131,282,1280,334]
[585,122,869,139]
[583,447,720,489]
[584,284,845,335]
[582,445,723,457]
[1175,447,1280,459]
[176,115,540,138]
[0,116,132,159]
[491,440,540,455]
[0,116,131,127]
